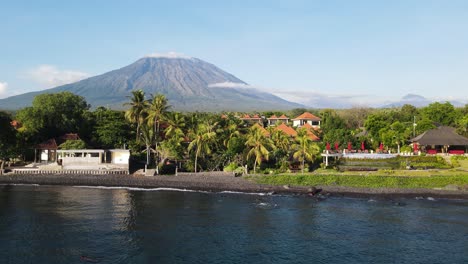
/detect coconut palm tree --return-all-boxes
[164,112,186,139]
[188,122,217,173]
[124,90,148,141]
[245,125,275,174]
[146,94,170,167]
[147,94,171,135]
[292,128,320,173]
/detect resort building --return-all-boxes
[410,126,468,155]
[267,114,289,126]
[240,114,263,125]
[57,149,130,172]
[292,112,321,128]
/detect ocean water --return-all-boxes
[0,185,467,264]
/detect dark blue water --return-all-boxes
[0,185,467,264]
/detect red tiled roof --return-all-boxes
[10,120,22,129]
[252,123,270,136]
[301,123,320,141]
[252,114,260,119]
[278,114,288,119]
[36,139,58,150]
[292,112,321,121]
[221,114,228,119]
[268,114,278,119]
[275,123,297,137]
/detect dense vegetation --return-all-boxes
[1,91,468,176]
[255,173,468,189]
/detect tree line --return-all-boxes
[1,91,468,174]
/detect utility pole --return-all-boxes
[413,116,417,137]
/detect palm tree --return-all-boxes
[139,122,155,168]
[164,112,186,139]
[292,128,320,173]
[124,90,148,141]
[245,125,275,174]
[146,94,170,168]
[188,123,217,173]
[147,94,171,135]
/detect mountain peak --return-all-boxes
[401,94,427,101]
[0,55,301,111]
[143,52,193,60]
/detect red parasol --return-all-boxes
[326,142,331,150]
[347,142,352,151]
[361,142,365,151]
[379,142,384,151]
[413,143,418,152]
[334,142,339,151]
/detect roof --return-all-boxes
[410,126,468,146]
[252,123,270,136]
[57,133,80,145]
[275,123,297,137]
[300,123,320,141]
[241,114,261,120]
[268,114,289,120]
[36,139,58,150]
[10,120,21,129]
[292,112,321,121]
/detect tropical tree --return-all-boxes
[245,125,275,174]
[124,90,148,141]
[292,128,320,173]
[58,139,87,150]
[15,92,90,142]
[188,123,217,173]
[147,93,170,135]
[0,112,17,174]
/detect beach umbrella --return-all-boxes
[361,142,365,151]
[347,142,352,151]
[379,142,384,151]
[334,142,339,151]
[413,143,418,152]
[326,142,331,150]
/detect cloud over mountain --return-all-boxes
[0,82,8,98]
[27,65,90,88]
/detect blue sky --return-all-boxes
[1,0,468,107]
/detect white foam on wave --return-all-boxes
[427,197,436,201]
[73,185,209,193]
[0,183,40,186]
[220,190,268,196]
[73,186,271,196]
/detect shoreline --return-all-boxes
[1,173,467,200]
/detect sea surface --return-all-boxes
[0,185,467,264]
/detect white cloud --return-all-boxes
[27,65,90,88]
[0,82,8,98]
[145,51,192,59]
[272,90,385,108]
[208,81,253,89]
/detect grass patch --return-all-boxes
[253,172,468,189]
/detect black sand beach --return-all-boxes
[1,172,467,199]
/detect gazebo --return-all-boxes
[410,126,468,155]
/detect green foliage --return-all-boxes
[92,107,132,148]
[420,102,461,126]
[15,92,89,142]
[255,174,468,189]
[0,111,18,172]
[245,125,275,174]
[58,139,87,150]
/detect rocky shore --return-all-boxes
[1,172,467,199]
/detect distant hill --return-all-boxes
[382,94,466,108]
[0,56,302,111]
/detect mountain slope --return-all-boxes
[0,57,302,111]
